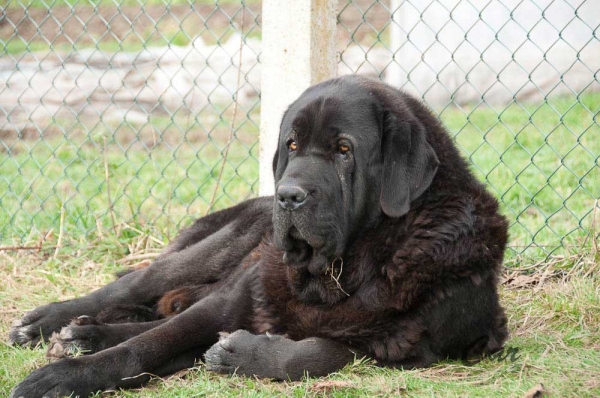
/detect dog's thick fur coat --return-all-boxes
[10,76,508,398]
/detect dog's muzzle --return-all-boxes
[276,183,308,211]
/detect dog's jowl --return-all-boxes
[10,76,508,398]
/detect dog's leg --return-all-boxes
[9,203,271,347]
[7,253,197,347]
[163,197,272,255]
[46,317,168,360]
[95,304,160,324]
[205,331,357,380]
[10,266,257,398]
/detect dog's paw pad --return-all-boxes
[46,332,69,360]
[204,340,235,374]
[46,328,82,360]
[45,323,103,359]
[205,330,260,375]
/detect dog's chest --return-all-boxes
[253,294,384,342]
[253,266,389,344]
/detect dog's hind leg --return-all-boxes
[9,198,271,347]
[11,265,259,398]
[95,304,160,323]
[161,197,272,255]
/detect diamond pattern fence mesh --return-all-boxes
[1,0,598,260]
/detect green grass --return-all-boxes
[438,93,600,258]
[2,93,598,258]
[0,111,260,245]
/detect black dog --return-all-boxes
[10,75,509,397]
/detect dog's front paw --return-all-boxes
[46,316,109,360]
[204,331,241,375]
[9,302,81,347]
[10,358,99,398]
[12,346,138,398]
[205,330,286,379]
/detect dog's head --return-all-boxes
[272,76,439,301]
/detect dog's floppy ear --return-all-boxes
[380,112,439,217]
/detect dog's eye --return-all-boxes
[287,140,298,152]
[338,143,351,155]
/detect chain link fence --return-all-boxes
[338,0,600,258]
[1,0,598,258]
[1,1,263,243]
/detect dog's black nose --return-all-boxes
[277,184,308,211]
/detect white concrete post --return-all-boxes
[387,0,406,88]
[259,0,338,196]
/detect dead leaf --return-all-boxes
[165,368,191,380]
[523,383,546,398]
[46,332,66,361]
[508,274,540,288]
[133,259,152,270]
[310,380,355,393]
